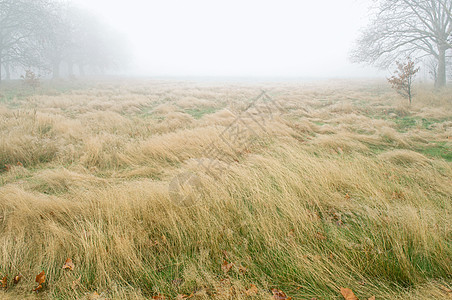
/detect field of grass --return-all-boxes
[0,79,451,299]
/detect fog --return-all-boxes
[73,0,384,78]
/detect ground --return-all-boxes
[0,79,451,299]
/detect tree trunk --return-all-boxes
[68,61,74,78]
[79,64,85,77]
[436,46,447,88]
[52,60,60,79]
[0,55,2,85]
[5,63,10,80]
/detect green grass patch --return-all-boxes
[415,141,452,162]
[184,107,218,119]
[390,116,449,132]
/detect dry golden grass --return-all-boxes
[0,79,451,299]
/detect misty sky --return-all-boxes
[73,0,384,78]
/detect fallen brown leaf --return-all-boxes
[245,284,258,296]
[35,271,45,285]
[152,293,166,299]
[271,288,292,300]
[33,271,45,292]
[221,260,233,273]
[340,287,358,300]
[32,284,43,292]
[62,258,75,271]
[0,276,7,288]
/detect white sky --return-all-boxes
[73,0,384,78]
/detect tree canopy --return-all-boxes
[352,0,452,87]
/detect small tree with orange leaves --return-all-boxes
[387,58,420,104]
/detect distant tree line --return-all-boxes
[0,0,128,83]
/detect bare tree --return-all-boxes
[37,2,74,79]
[39,5,129,79]
[1,0,128,82]
[0,0,52,83]
[351,0,452,88]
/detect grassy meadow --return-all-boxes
[0,79,451,299]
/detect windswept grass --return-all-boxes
[0,79,451,299]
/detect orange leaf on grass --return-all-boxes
[152,293,166,299]
[36,271,45,284]
[271,288,292,300]
[0,276,7,288]
[62,258,75,270]
[221,260,233,273]
[340,287,358,300]
[245,284,258,296]
[32,284,43,292]
[33,271,45,292]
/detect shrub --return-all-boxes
[21,69,40,90]
[387,58,420,104]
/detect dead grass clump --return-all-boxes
[415,86,452,107]
[332,113,370,125]
[417,107,451,119]
[312,134,369,153]
[327,101,355,114]
[286,119,317,135]
[0,135,59,169]
[121,127,223,168]
[378,149,430,166]
[378,127,410,147]
[176,96,215,109]
[154,112,195,133]
[82,111,131,130]
[201,108,236,126]
[79,135,126,169]
[30,168,107,194]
